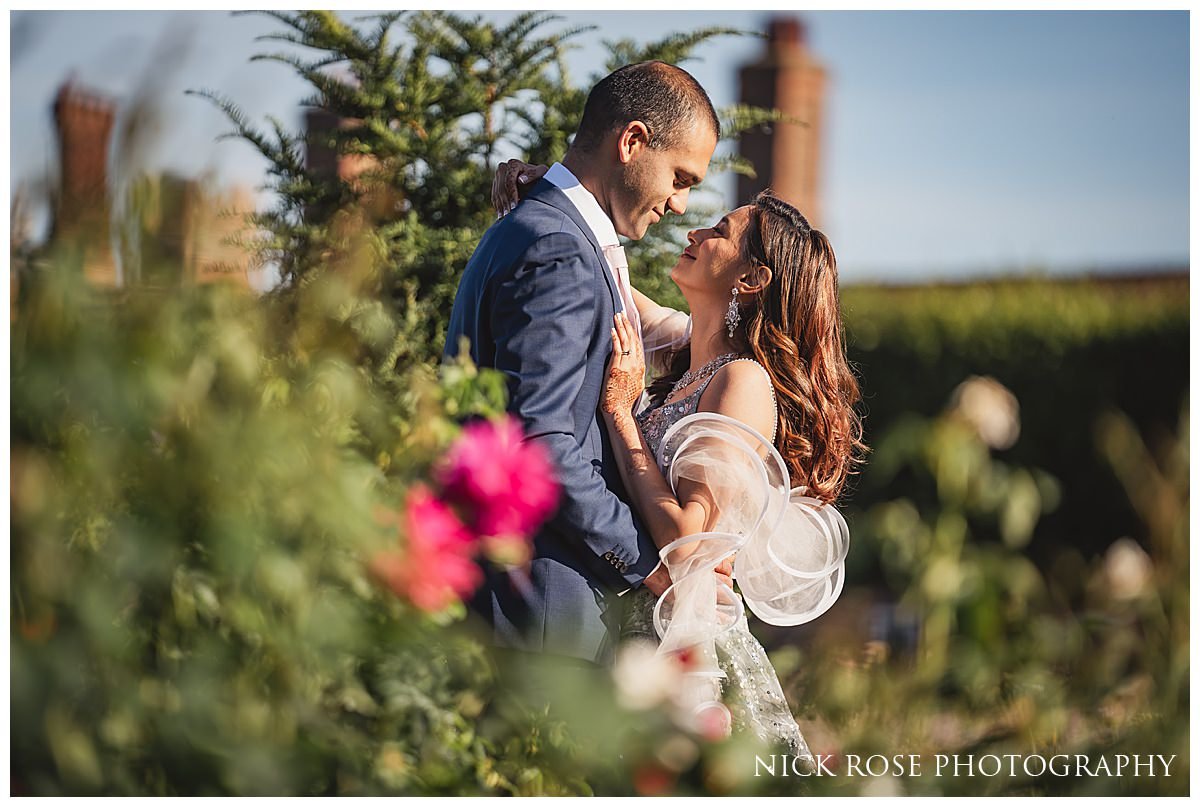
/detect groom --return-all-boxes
[444,61,720,666]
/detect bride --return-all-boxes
[494,162,868,763]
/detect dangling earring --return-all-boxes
[725,287,741,338]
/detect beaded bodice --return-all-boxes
[635,355,775,463]
[636,383,709,462]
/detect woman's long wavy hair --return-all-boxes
[646,191,869,504]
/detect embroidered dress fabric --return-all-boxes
[626,389,848,762]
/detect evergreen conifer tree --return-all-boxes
[192,10,787,370]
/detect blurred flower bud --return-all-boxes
[654,733,700,772]
[374,741,410,789]
[949,375,1020,450]
[861,774,905,796]
[692,701,733,742]
[1104,537,1153,600]
[479,533,533,567]
[674,647,696,669]
[633,762,675,796]
[613,639,683,711]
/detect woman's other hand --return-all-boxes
[492,159,549,218]
[602,312,646,419]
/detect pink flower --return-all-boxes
[693,702,733,742]
[371,485,482,612]
[404,483,475,549]
[437,416,559,540]
[633,763,675,796]
[673,648,696,669]
[370,418,559,612]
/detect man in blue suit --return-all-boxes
[444,62,720,665]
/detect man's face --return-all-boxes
[611,122,718,240]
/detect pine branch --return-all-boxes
[601,26,754,74]
[354,10,407,46]
[185,89,302,178]
[706,153,758,178]
[720,103,807,139]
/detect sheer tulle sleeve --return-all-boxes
[648,412,849,740]
[640,307,691,375]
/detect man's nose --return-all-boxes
[666,187,690,216]
[686,228,699,245]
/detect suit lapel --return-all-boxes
[524,181,623,316]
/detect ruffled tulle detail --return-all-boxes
[648,412,849,757]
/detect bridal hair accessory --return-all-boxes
[725,287,741,338]
[650,413,849,738]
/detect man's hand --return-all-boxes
[715,555,734,586]
[643,562,672,597]
[715,555,736,605]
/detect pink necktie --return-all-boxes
[601,244,641,338]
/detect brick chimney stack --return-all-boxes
[737,17,827,227]
[52,81,118,285]
[305,105,399,222]
[53,82,115,232]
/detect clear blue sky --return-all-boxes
[9,10,1189,282]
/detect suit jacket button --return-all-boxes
[603,551,614,560]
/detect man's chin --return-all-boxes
[636,214,659,238]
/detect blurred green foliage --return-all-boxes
[778,384,1188,796]
[841,277,1189,567]
[11,250,513,794]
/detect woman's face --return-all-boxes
[670,205,756,298]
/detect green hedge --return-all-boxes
[840,273,1188,569]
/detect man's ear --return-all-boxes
[616,121,651,165]
[737,264,773,296]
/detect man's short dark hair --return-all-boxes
[572,61,720,153]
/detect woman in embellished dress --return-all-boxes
[494,163,867,760]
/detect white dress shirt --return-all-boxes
[543,163,641,338]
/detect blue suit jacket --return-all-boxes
[444,180,659,664]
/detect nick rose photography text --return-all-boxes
[755,754,1178,778]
